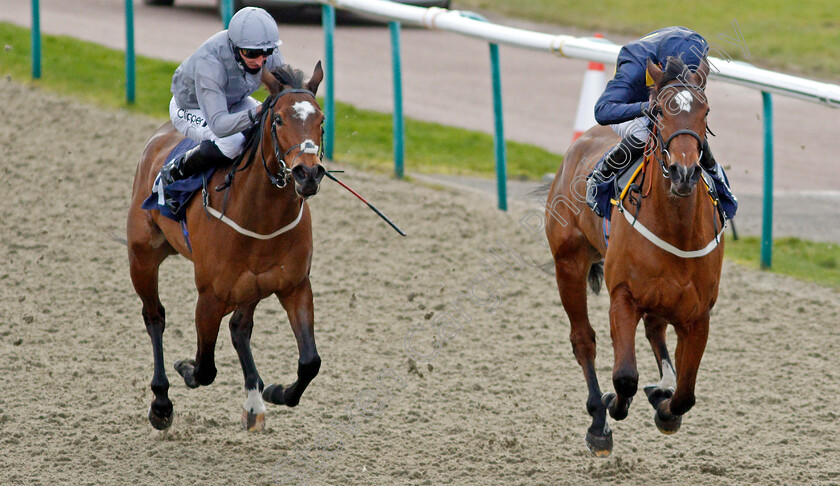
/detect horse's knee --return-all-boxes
[670,394,695,416]
[298,356,321,382]
[613,372,638,398]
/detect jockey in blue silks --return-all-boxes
[585,26,737,220]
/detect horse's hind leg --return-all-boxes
[228,303,268,432]
[555,256,612,457]
[654,314,710,434]
[128,215,174,430]
[175,292,225,389]
[642,315,677,416]
[264,278,320,408]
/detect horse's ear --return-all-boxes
[306,61,324,96]
[694,58,710,88]
[261,68,282,95]
[647,58,663,88]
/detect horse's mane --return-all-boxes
[659,55,706,88]
[269,64,306,90]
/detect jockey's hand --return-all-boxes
[642,100,660,122]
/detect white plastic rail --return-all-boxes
[317,0,840,108]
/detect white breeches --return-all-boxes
[169,97,259,159]
[610,116,652,144]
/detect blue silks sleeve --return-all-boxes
[594,53,650,126]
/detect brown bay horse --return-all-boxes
[545,58,724,455]
[127,63,325,431]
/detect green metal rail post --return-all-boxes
[489,43,507,211]
[125,0,135,104]
[220,0,233,28]
[760,92,774,269]
[389,21,405,179]
[31,0,41,79]
[322,4,336,160]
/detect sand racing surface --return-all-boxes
[1,79,839,485]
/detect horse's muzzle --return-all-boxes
[668,163,702,197]
[292,163,326,198]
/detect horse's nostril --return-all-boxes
[314,165,326,182]
[291,165,307,182]
[668,164,681,181]
[690,165,702,182]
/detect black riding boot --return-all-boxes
[700,138,717,174]
[160,140,231,186]
[585,134,646,216]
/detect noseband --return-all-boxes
[650,83,706,178]
[262,89,324,188]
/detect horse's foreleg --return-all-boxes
[229,304,267,432]
[264,278,320,408]
[556,259,611,457]
[129,232,174,430]
[642,315,677,411]
[654,314,709,434]
[175,293,225,389]
[605,286,642,421]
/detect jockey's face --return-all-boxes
[239,49,269,70]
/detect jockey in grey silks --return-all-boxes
[162,7,284,187]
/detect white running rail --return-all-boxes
[317,0,840,108]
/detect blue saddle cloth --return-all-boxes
[140,138,215,222]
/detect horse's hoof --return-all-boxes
[654,401,682,435]
[602,392,631,421]
[148,406,173,430]
[263,383,300,407]
[174,359,199,389]
[242,409,266,432]
[263,384,284,405]
[585,430,613,457]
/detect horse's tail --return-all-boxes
[524,180,553,203]
[588,261,604,295]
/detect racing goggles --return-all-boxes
[240,47,275,59]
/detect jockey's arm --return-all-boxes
[195,58,258,138]
[594,57,651,126]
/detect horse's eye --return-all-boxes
[274,114,283,125]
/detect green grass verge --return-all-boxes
[725,237,840,290]
[0,22,560,180]
[454,0,840,77]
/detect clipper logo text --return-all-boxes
[177,109,207,127]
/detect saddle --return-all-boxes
[140,138,214,222]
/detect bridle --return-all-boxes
[649,82,706,178]
[202,87,325,239]
[615,80,726,259]
[260,88,325,189]
[219,88,324,192]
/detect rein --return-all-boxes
[203,87,321,240]
[616,82,725,259]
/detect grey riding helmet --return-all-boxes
[227,7,282,50]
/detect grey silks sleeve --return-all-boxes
[194,57,254,138]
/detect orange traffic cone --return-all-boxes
[571,33,608,143]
